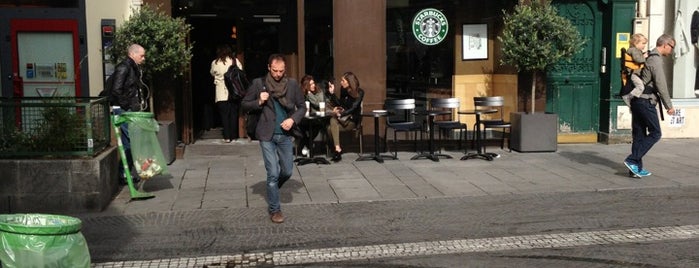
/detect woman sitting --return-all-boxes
[297,75,328,156]
[326,72,364,162]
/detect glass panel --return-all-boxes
[18,32,75,97]
[386,1,454,103]
[304,0,333,81]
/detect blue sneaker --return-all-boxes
[624,161,641,177]
[637,169,652,177]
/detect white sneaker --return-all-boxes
[301,147,309,157]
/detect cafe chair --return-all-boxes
[474,96,511,152]
[429,97,468,151]
[384,98,423,158]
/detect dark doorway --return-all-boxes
[175,0,296,139]
[188,17,237,134]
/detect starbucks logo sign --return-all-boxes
[412,8,448,46]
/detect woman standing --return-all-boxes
[210,44,243,143]
[326,72,364,162]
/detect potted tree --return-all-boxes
[497,0,584,152]
[107,4,193,161]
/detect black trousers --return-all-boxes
[217,100,240,140]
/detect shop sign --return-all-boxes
[412,8,448,45]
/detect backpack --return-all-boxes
[619,47,636,97]
[224,60,249,101]
[98,75,113,97]
[245,84,265,140]
[619,48,660,97]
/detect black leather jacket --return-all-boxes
[110,57,145,111]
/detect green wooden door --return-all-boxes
[546,1,602,133]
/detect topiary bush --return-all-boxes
[498,0,584,113]
[107,4,193,81]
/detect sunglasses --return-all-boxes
[668,43,675,49]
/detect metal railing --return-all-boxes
[0,97,110,158]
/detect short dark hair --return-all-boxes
[267,53,286,65]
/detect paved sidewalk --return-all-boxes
[96,137,699,216]
[77,137,699,267]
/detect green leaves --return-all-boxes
[498,0,584,72]
[107,4,193,80]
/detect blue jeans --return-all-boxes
[260,134,294,213]
[113,108,135,181]
[625,98,662,170]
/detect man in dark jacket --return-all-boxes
[111,44,147,112]
[241,54,306,223]
[110,44,147,184]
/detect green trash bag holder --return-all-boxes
[0,214,91,268]
[112,111,156,200]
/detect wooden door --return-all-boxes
[546,1,601,134]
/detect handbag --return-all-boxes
[338,115,351,123]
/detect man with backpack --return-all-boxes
[623,34,676,178]
[110,44,148,185]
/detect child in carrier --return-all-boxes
[621,33,649,107]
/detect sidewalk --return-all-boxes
[95,137,699,216]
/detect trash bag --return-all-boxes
[0,214,90,268]
[118,112,169,179]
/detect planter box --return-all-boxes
[157,120,176,164]
[510,112,558,152]
[0,147,119,213]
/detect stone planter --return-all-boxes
[510,112,558,152]
[0,147,119,213]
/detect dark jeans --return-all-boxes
[625,98,662,170]
[298,117,327,154]
[113,108,137,182]
[217,100,240,140]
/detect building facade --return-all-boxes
[2,0,698,146]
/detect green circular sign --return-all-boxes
[412,8,448,46]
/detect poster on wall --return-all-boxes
[669,108,685,127]
[462,24,488,60]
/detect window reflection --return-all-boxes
[386,1,454,102]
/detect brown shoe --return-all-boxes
[270,211,284,223]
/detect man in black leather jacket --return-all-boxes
[111,44,147,112]
[110,44,147,184]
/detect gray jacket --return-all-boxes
[642,48,673,110]
[241,77,306,141]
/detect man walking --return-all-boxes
[624,34,676,178]
[242,54,306,223]
[110,44,148,184]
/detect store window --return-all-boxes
[17,32,76,97]
[304,0,333,82]
[0,0,78,8]
[386,1,454,101]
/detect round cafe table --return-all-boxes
[458,108,498,161]
[294,112,332,165]
[410,110,453,162]
[356,110,397,163]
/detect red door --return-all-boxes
[10,19,81,97]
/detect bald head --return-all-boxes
[128,44,146,65]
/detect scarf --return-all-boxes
[265,73,288,99]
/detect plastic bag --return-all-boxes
[122,112,169,179]
[0,214,90,268]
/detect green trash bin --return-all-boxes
[0,214,90,268]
